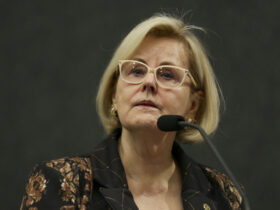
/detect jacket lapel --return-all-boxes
[89,133,138,209]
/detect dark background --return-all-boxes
[1,0,279,209]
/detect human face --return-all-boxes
[113,36,199,131]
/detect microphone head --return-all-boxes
[157,115,185,131]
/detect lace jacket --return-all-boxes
[20,133,242,210]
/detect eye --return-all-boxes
[157,68,175,80]
[129,66,146,77]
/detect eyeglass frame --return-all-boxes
[118,59,198,88]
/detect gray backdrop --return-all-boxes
[1,0,279,209]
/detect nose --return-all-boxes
[141,71,157,93]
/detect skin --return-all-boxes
[112,35,201,210]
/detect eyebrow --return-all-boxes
[133,58,178,67]
[133,58,147,64]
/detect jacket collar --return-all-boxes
[89,130,127,189]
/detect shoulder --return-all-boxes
[21,156,93,210]
[202,166,243,210]
[44,156,92,177]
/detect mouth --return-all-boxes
[134,100,159,109]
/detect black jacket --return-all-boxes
[21,132,242,210]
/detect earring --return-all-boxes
[111,104,118,119]
[187,118,196,123]
[187,118,193,123]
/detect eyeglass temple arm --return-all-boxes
[187,71,198,88]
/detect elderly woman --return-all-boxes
[21,14,242,210]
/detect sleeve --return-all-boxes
[20,157,93,210]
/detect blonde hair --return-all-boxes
[96,14,222,143]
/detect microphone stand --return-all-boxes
[179,121,251,210]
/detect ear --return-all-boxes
[186,90,203,119]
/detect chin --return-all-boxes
[122,114,159,130]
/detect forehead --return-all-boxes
[130,35,189,67]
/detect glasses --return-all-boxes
[118,60,197,88]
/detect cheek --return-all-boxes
[161,89,192,115]
[114,81,133,112]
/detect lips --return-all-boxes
[134,100,159,109]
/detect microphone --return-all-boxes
[157,115,186,131]
[157,115,250,210]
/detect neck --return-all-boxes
[118,127,180,194]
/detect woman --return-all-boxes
[21,14,242,210]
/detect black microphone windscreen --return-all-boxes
[157,115,185,131]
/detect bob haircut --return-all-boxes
[96,14,222,143]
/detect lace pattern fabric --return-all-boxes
[21,157,93,210]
